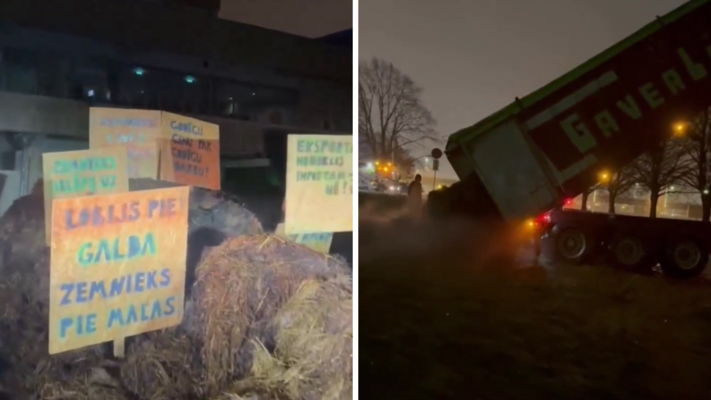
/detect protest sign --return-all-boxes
[124,142,160,179]
[274,223,333,254]
[284,134,352,234]
[48,186,190,355]
[159,112,221,190]
[42,147,129,245]
[89,108,162,179]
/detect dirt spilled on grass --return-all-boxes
[359,209,711,400]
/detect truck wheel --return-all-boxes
[659,238,709,279]
[553,226,589,265]
[607,234,657,272]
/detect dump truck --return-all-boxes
[438,0,711,278]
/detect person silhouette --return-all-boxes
[407,174,423,214]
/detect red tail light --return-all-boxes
[534,213,551,229]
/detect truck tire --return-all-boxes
[551,225,591,265]
[659,237,709,279]
[606,233,657,273]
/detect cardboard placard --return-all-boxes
[89,108,162,179]
[42,147,129,245]
[284,134,353,234]
[274,223,333,254]
[125,142,160,180]
[159,112,221,190]
[48,186,190,355]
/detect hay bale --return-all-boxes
[120,331,204,400]
[29,346,131,400]
[0,179,264,399]
[251,277,352,400]
[189,235,352,399]
[0,182,351,400]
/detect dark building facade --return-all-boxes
[320,30,353,48]
[0,0,352,213]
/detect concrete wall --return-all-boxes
[24,135,88,194]
[0,91,346,158]
[0,92,88,138]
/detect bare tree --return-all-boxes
[601,165,636,214]
[632,137,689,218]
[359,58,437,160]
[679,109,711,221]
[580,185,597,211]
[393,145,417,176]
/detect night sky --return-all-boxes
[219,0,352,38]
[360,0,689,178]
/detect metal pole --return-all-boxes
[432,169,437,191]
[663,193,668,211]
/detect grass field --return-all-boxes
[359,193,711,400]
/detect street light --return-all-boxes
[674,122,686,137]
[599,170,610,182]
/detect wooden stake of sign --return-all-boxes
[113,337,125,358]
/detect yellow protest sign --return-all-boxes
[48,186,190,355]
[275,223,333,254]
[89,108,162,179]
[42,147,129,245]
[159,112,221,190]
[284,134,352,234]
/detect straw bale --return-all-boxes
[189,235,352,399]
[250,276,353,400]
[0,183,351,400]
[119,330,204,400]
[29,346,131,400]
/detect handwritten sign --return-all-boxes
[89,108,162,179]
[274,223,333,253]
[125,142,160,179]
[42,147,129,245]
[48,186,190,354]
[159,112,220,190]
[284,134,352,234]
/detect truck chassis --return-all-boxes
[538,208,710,279]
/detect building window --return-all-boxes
[68,65,109,103]
[0,47,70,98]
[214,79,298,124]
[116,65,155,109]
[0,47,302,124]
[156,70,209,114]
